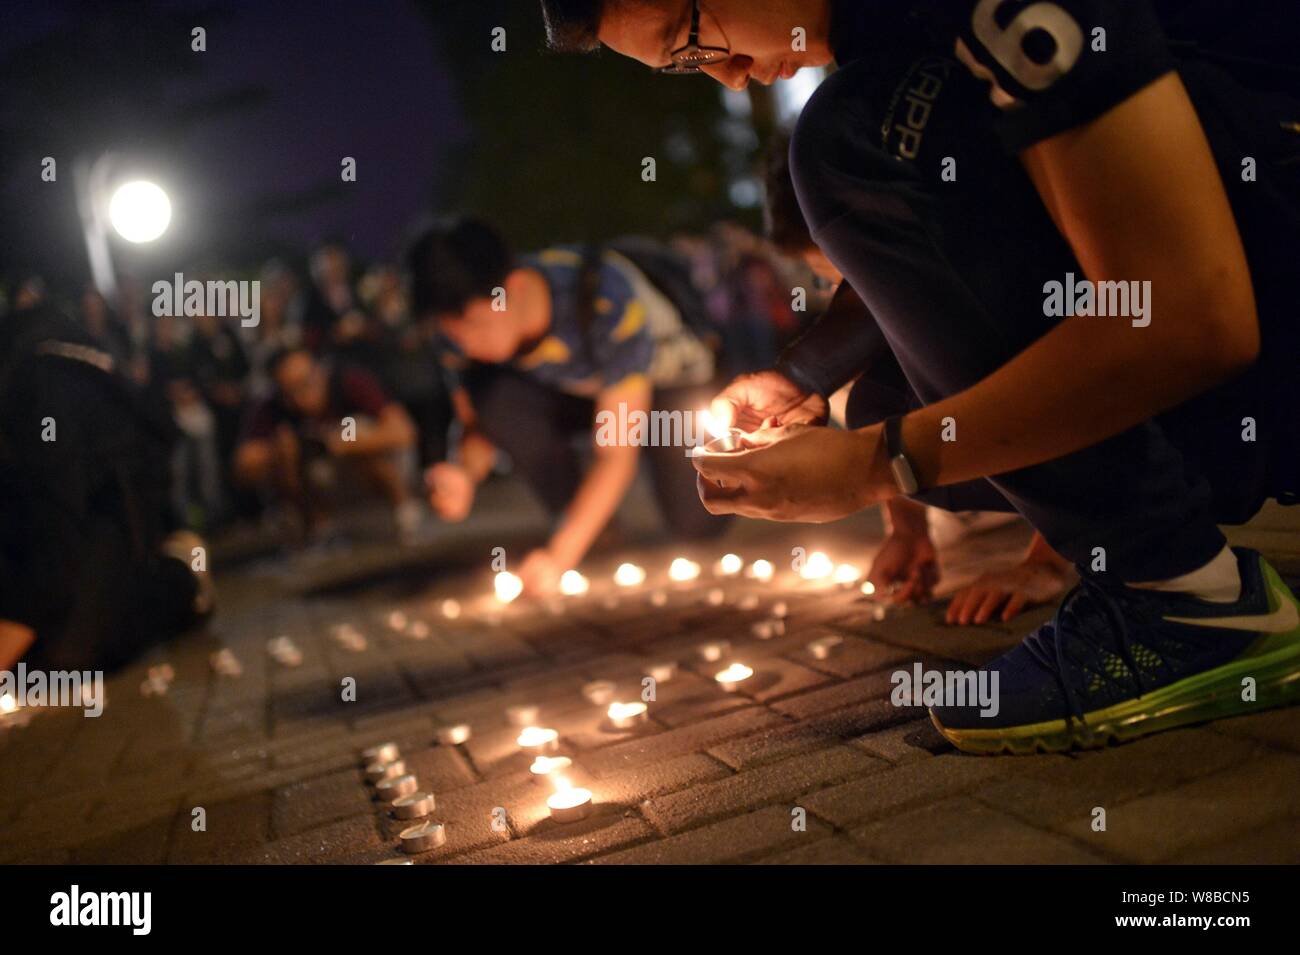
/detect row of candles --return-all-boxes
[490,551,877,607]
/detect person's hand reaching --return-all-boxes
[426,462,475,522]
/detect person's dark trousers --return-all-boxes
[0,318,201,672]
[790,59,1300,582]
[465,367,729,541]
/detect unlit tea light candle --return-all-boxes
[392,792,436,820]
[375,774,419,802]
[362,742,401,765]
[400,820,446,854]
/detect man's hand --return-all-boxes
[945,533,1073,625]
[426,462,476,522]
[518,548,562,596]
[867,528,939,605]
[710,370,828,433]
[693,423,891,522]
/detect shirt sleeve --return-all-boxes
[946,0,1176,152]
[594,263,654,388]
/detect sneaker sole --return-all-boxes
[932,564,1300,755]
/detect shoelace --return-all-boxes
[1023,576,1147,724]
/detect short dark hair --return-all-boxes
[762,135,815,256]
[539,0,607,52]
[406,217,514,319]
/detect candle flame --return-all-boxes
[440,598,462,619]
[833,563,861,584]
[799,551,834,580]
[668,557,701,582]
[0,691,16,714]
[716,663,754,683]
[516,726,558,748]
[607,701,646,721]
[699,407,730,441]
[717,553,743,576]
[748,559,774,582]
[559,570,589,596]
[494,571,524,603]
[860,580,876,596]
[614,562,646,587]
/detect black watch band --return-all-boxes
[884,414,922,496]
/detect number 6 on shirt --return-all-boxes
[971,0,1084,92]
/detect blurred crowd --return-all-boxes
[3,223,826,544]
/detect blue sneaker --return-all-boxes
[930,548,1300,754]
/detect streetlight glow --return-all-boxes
[108,180,171,243]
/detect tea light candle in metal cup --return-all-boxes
[366,759,406,783]
[375,774,419,802]
[701,429,746,454]
[582,680,617,706]
[529,755,572,785]
[494,571,524,604]
[614,563,646,587]
[607,701,648,729]
[799,551,835,581]
[392,791,436,820]
[516,726,559,755]
[646,661,677,683]
[559,570,589,596]
[386,610,408,632]
[399,820,447,854]
[860,580,877,597]
[362,742,401,765]
[697,640,730,663]
[506,704,540,727]
[807,634,844,661]
[716,553,744,577]
[668,557,701,583]
[546,780,593,824]
[833,563,862,586]
[436,723,472,746]
[748,560,775,583]
[715,663,754,693]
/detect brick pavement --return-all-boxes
[2,501,1297,865]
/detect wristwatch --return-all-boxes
[884,414,922,496]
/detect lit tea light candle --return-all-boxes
[716,553,743,576]
[406,620,430,640]
[705,587,726,606]
[872,604,887,622]
[366,760,407,783]
[516,726,559,755]
[669,558,701,582]
[436,723,471,746]
[800,551,834,580]
[751,620,776,640]
[399,820,447,854]
[860,581,876,596]
[737,593,759,610]
[506,704,540,727]
[697,640,730,662]
[772,601,789,618]
[392,791,436,820]
[715,663,754,692]
[646,661,677,683]
[362,742,401,764]
[582,680,617,705]
[649,590,668,607]
[749,560,774,582]
[607,701,648,729]
[440,598,462,620]
[529,755,573,784]
[375,774,419,802]
[546,779,593,824]
[386,611,408,632]
[833,563,862,585]
[0,691,17,714]
[559,570,589,596]
[614,563,646,587]
[807,635,844,660]
[494,571,524,604]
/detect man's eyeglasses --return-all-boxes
[659,0,729,74]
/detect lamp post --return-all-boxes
[73,152,172,307]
